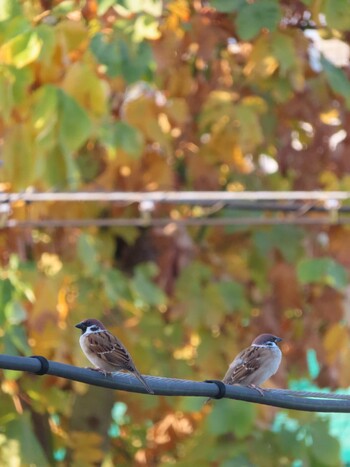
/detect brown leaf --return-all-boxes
[269,260,302,311]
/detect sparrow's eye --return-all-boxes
[90,325,99,332]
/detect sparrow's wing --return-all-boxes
[86,332,136,370]
[222,346,270,385]
[86,332,154,394]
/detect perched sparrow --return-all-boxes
[75,318,154,394]
[206,333,282,403]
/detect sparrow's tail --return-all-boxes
[132,369,154,394]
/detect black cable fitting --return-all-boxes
[30,356,50,375]
[204,379,227,399]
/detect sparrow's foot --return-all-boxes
[247,384,264,396]
[86,367,111,377]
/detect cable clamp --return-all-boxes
[30,356,49,375]
[204,379,227,399]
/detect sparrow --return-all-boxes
[205,333,282,403]
[75,318,154,394]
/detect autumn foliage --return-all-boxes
[1,0,350,465]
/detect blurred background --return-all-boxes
[1,0,350,465]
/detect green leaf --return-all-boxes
[308,420,341,466]
[133,14,160,42]
[97,0,117,15]
[1,30,42,68]
[210,0,244,13]
[235,103,264,151]
[52,0,76,15]
[36,24,56,63]
[131,263,166,306]
[6,412,50,467]
[0,279,14,321]
[236,0,281,40]
[32,85,58,136]
[0,66,33,123]
[0,394,17,425]
[218,281,248,312]
[0,0,22,22]
[253,226,304,263]
[270,32,298,76]
[114,121,144,158]
[102,269,131,303]
[3,123,36,190]
[90,32,154,82]
[0,15,30,43]
[5,325,30,356]
[122,0,162,15]
[0,66,15,122]
[323,0,350,30]
[297,257,348,290]
[222,457,255,467]
[45,145,69,188]
[11,65,32,103]
[207,399,256,438]
[32,86,67,187]
[77,233,101,276]
[321,56,350,109]
[57,89,91,152]
[111,226,140,245]
[175,262,249,327]
[4,301,26,324]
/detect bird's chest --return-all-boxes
[255,346,282,382]
[79,334,101,367]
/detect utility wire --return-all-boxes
[2,191,349,228]
[2,354,350,413]
[4,216,350,229]
[1,191,350,203]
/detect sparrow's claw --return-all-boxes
[247,384,264,396]
[86,367,111,377]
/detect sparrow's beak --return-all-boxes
[75,322,84,330]
[275,337,283,343]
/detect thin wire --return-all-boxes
[1,191,349,227]
[223,202,350,213]
[1,354,350,413]
[3,215,350,228]
[1,191,350,203]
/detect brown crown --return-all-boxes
[252,333,282,345]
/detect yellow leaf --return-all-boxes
[167,65,194,96]
[55,20,88,53]
[241,96,268,113]
[339,348,350,387]
[163,0,190,35]
[165,97,189,124]
[323,323,349,365]
[320,108,340,125]
[141,151,174,190]
[167,0,190,20]
[123,88,171,152]
[244,38,279,78]
[70,431,104,465]
[319,170,339,190]
[234,103,264,152]
[62,62,108,116]
[0,31,42,68]
[2,124,36,190]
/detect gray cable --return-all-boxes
[1,355,350,413]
